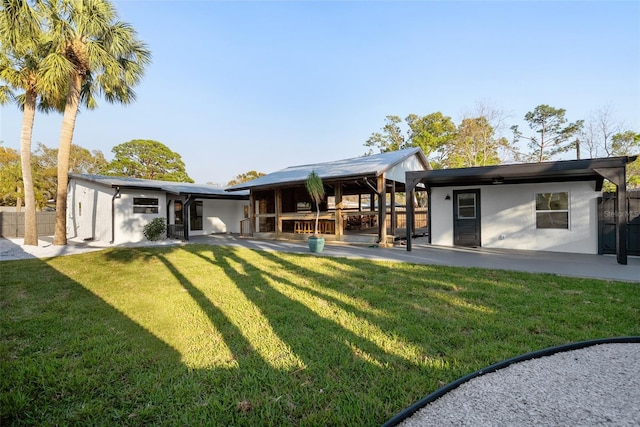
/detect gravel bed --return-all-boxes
[399,343,640,426]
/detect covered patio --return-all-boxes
[227,148,431,246]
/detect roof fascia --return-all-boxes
[233,173,379,191]
[407,156,637,188]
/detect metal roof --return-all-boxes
[406,156,638,189]
[227,148,430,191]
[69,174,249,199]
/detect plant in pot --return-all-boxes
[305,170,326,253]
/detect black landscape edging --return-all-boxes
[381,336,640,427]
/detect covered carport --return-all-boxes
[404,156,638,265]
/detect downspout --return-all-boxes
[110,186,120,244]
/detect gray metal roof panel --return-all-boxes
[69,174,249,198]
[228,148,428,190]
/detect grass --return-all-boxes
[1,244,639,426]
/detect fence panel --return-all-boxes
[0,211,56,238]
[598,192,639,256]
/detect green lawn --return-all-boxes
[1,244,638,426]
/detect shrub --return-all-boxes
[143,217,166,241]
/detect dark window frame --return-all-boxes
[133,197,159,214]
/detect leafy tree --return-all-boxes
[365,113,457,166]
[511,104,583,162]
[611,131,640,189]
[0,145,23,208]
[364,115,407,154]
[407,112,457,162]
[40,0,152,245]
[226,170,266,187]
[105,139,193,182]
[34,142,108,203]
[443,116,506,168]
[0,0,65,245]
[35,142,107,174]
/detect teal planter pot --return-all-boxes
[308,236,325,253]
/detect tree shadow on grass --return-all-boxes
[28,243,639,426]
[0,257,183,425]
[186,245,466,425]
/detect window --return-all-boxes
[174,201,184,224]
[133,197,159,214]
[296,201,311,212]
[457,193,476,219]
[536,192,569,229]
[190,201,203,231]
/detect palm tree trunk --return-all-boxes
[54,74,82,246]
[20,90,38,246]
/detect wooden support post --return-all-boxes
[594,167,628,265]
[335,184,343,239]
[249,193,256,234]
[378,175,387,245]
[616,181,628,265]
[390,182,396,236]
[275,188,282,235]
[406,189,414,251]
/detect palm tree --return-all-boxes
[0,0,65,246]
[305,171,325,236]
[42,0,151,245]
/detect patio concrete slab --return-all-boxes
[2,235,638,282]
[185,235,639,283]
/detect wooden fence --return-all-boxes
[0,212,56,238]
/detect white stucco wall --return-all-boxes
[189,199,248,235]
[67,179,116,242]
[430,181,600,254]
[68,178,249,243]
[114,191,167,244]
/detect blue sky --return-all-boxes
[1,0,639,185]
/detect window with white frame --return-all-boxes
[457,193,476,219]
[133,197,159,214]
[535,192,569,229]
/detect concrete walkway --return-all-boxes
[2,235,638,282]
[189,235,640,282]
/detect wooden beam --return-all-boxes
[594,167,626,187]
[404,174,423,193]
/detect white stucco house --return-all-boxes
[67,174,249,244]
[404,156,637,265]
[66,153,636,265]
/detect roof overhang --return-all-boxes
[68,174,249,200]
[406,156,637,192]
